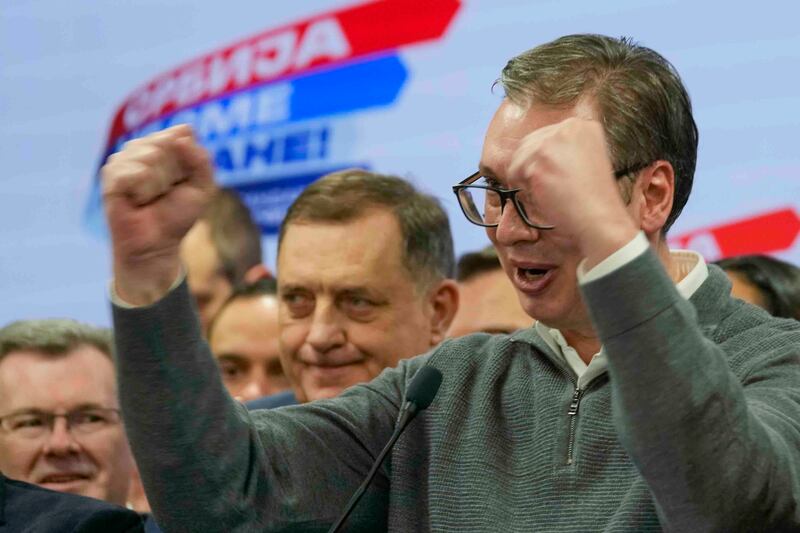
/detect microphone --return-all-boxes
[327,365,443,533]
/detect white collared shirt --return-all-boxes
[535,232,708,389]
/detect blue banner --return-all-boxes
[232,165,367,234]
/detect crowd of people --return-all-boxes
[2,33,800,532]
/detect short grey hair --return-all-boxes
[0,319,113,363]
[278,169,456,290]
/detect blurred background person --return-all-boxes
[180,187,270,335]
[715,254,800,319]
[249,170,459,408]
[448,245,532,337]
[208,278,292,403]
[0,320,135,506]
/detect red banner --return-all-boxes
[670,207,800,259]
[105,0,461,147]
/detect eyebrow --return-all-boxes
[216,354,250,364]
[1,407,44,417]
[336,287,389,305]
[2,403,108,416]
[279,283,387,300]
[338,286,379,297]
[478,163,498,176]
[278,283,310,294]
[266,359,284,374]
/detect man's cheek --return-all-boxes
[278,325,304,361]
[0,444,25,477]
[361,355,389,380]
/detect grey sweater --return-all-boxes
[113,250,800,532]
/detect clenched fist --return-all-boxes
[102,124,216,305]
[504,112,641,268]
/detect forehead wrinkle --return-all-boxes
[482,99,602,183]
[0,349,118,413]
[212,301,278,347]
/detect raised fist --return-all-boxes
[505,112,641,266]
[102,124,216,305]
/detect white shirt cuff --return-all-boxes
[109,269,186,309]
[577,231,649,284]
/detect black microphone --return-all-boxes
[327,365,443,533]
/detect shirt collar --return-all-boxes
[535,247,708,386]
[672,249,707,300]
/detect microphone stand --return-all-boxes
[327,401,419,533]
[327,365,442,533]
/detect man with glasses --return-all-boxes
[0,319,147,530]
[102,34,800,530]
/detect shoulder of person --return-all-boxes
[715,295,800,372]
[1,475,145,533]
[430,332,520,369]
[387,340,513,389]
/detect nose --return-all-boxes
[493,195,541,246]
[237,376,268,402]
[42,417,81,456]
[305,301,346,353]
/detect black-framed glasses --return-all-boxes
[0,407,122,440]
[452,162,650,229]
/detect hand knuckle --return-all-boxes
[123,137,144,150]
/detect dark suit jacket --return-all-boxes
[0,474,144,532]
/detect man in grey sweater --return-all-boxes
[103,34,800,531]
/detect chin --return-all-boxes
[82,488,105,501]
[520,299,567,328]
[304,386,345,402]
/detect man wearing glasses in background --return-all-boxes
[102,34,800,530]
[0,319,146,530]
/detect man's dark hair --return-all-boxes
[715,254,800,320]
[278,169,455,289]
[457,246,502,282]
[227,277,277,299]
[201,187,263,285]
[500,34,698,233]
[208,278,278,340]
[0,319,113,364]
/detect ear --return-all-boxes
[243,263,272,283]
[426,279,460,346]
[632,160,674,236]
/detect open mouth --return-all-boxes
[514,266,555,293]
[519,267,550,280]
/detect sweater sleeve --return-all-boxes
[581,248,800,531]
[112,280,411,533]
